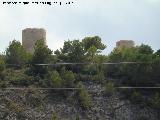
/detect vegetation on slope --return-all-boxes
[0,36,160,113]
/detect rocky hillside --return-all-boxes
[0,81,159,120]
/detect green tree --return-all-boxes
[31,39,53,75]
[55,37,106,63]
[82,36,106,51]
[6,40,28,66]
[151,55,160,84]
[86,45,98,63]
[82,36,106,62]
[107,48,123,77]
[138,44,153,54]
[32,39,52,63]
[54,40,86,74]
[154,49,160,57]
[81,36,107,78]
[108,45,154,86]
[55,40,85,62]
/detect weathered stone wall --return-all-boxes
[116,40,135,48]
[22,28,46,53]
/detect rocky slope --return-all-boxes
[0,81,159,120]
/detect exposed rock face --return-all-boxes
[0,82,159,120]
[22,28,46,53]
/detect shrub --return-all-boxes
[47,71,63,88]
[11,75,33,86]
[9,72,33,86]
[6,100,24,113]
[51,112,58,120]
[74,73,89,82]
[0,57,5,72]
[75,114,80,120]
[25,90,43,107]
[137,115,149,120]
[0,81,7,88]
[150,92,160,109]
[130,91,143,104]
[76,82,92,109]
[105,82,115,96]
[0,56,5,80]
[2,68,33,86]
[92,71,105,83]
[63,71,75,87]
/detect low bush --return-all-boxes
[92,71,105,83]
[47,70,64,88]
[105,82,115,96]
[51,112,58,120]
[62,71,75,87]
[76,82,92,109]
[150,92,160,109]
[25,90,43,107]
[0,81,7,88]
[137,115,149,120]
[130,91,143,104]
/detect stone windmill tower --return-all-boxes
[22,28,46,53]
[116,40,135,49]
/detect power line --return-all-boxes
[0,87,160,90]
[0,62,152,66]
[117,87,160,89]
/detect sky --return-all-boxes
[0,0,160,54]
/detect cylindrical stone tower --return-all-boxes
[116,40,135,49]
[22,28,46,53]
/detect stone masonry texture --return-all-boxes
[22,28,46,53]
[116,40,135,49]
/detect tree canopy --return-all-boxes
[5,40,28,65]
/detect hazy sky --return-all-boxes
[0,0,160,54]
